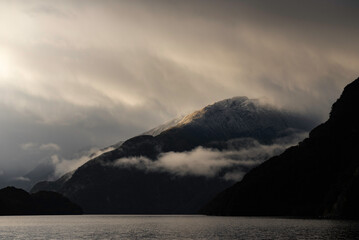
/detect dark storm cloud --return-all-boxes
[0,0,358,176]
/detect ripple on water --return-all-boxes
[0,215,358,240]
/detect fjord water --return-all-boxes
[0,215,358,240]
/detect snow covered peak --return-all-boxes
[176,96,266,127]
[143,97,258,135]
[207,96,250,107]
[143,115,186,136]
[176,109,206,126]
[142,96,312,138]
[203,96,261,111]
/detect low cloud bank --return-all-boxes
[51,147,115,178]
[13,176,31,182]
[114,133,307,181]
[21,142,61,152]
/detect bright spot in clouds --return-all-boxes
[0,54,11,79]
[0,0,358,179]
[21,142,61,152]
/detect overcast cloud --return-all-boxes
[0,0,358,176]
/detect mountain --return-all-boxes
[2,145,119,192]
[0,162,56,191]
[143,115,185,136]
[200,77,359,219]
[0,186,82,215]
[31,96,315,213]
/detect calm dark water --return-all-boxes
[0,215,358,239]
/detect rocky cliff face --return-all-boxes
[201,77,359,219]
[31,96,313,214]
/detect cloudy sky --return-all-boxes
[0,0,358,176]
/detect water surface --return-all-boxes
[0,215,358,239]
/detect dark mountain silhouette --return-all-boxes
[0,186,82,215]
[201,77,359,219]
[31,97,314,214]
[5,162,56,191]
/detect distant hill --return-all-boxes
[0,186,82,215]
[31,96,314,214]
[201,77,359,219]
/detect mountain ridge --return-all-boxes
[200,77,359,219]
[0,186,82,215]
[31,96,315,214]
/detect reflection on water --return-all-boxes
[0,215,358,240]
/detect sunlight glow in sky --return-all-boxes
[0,0,358,175]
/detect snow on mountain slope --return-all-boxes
[177,97,273,128]
[30,96,317,214]
[142,96,314,142]
[153,96,314,147]
[142,115,185,136]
